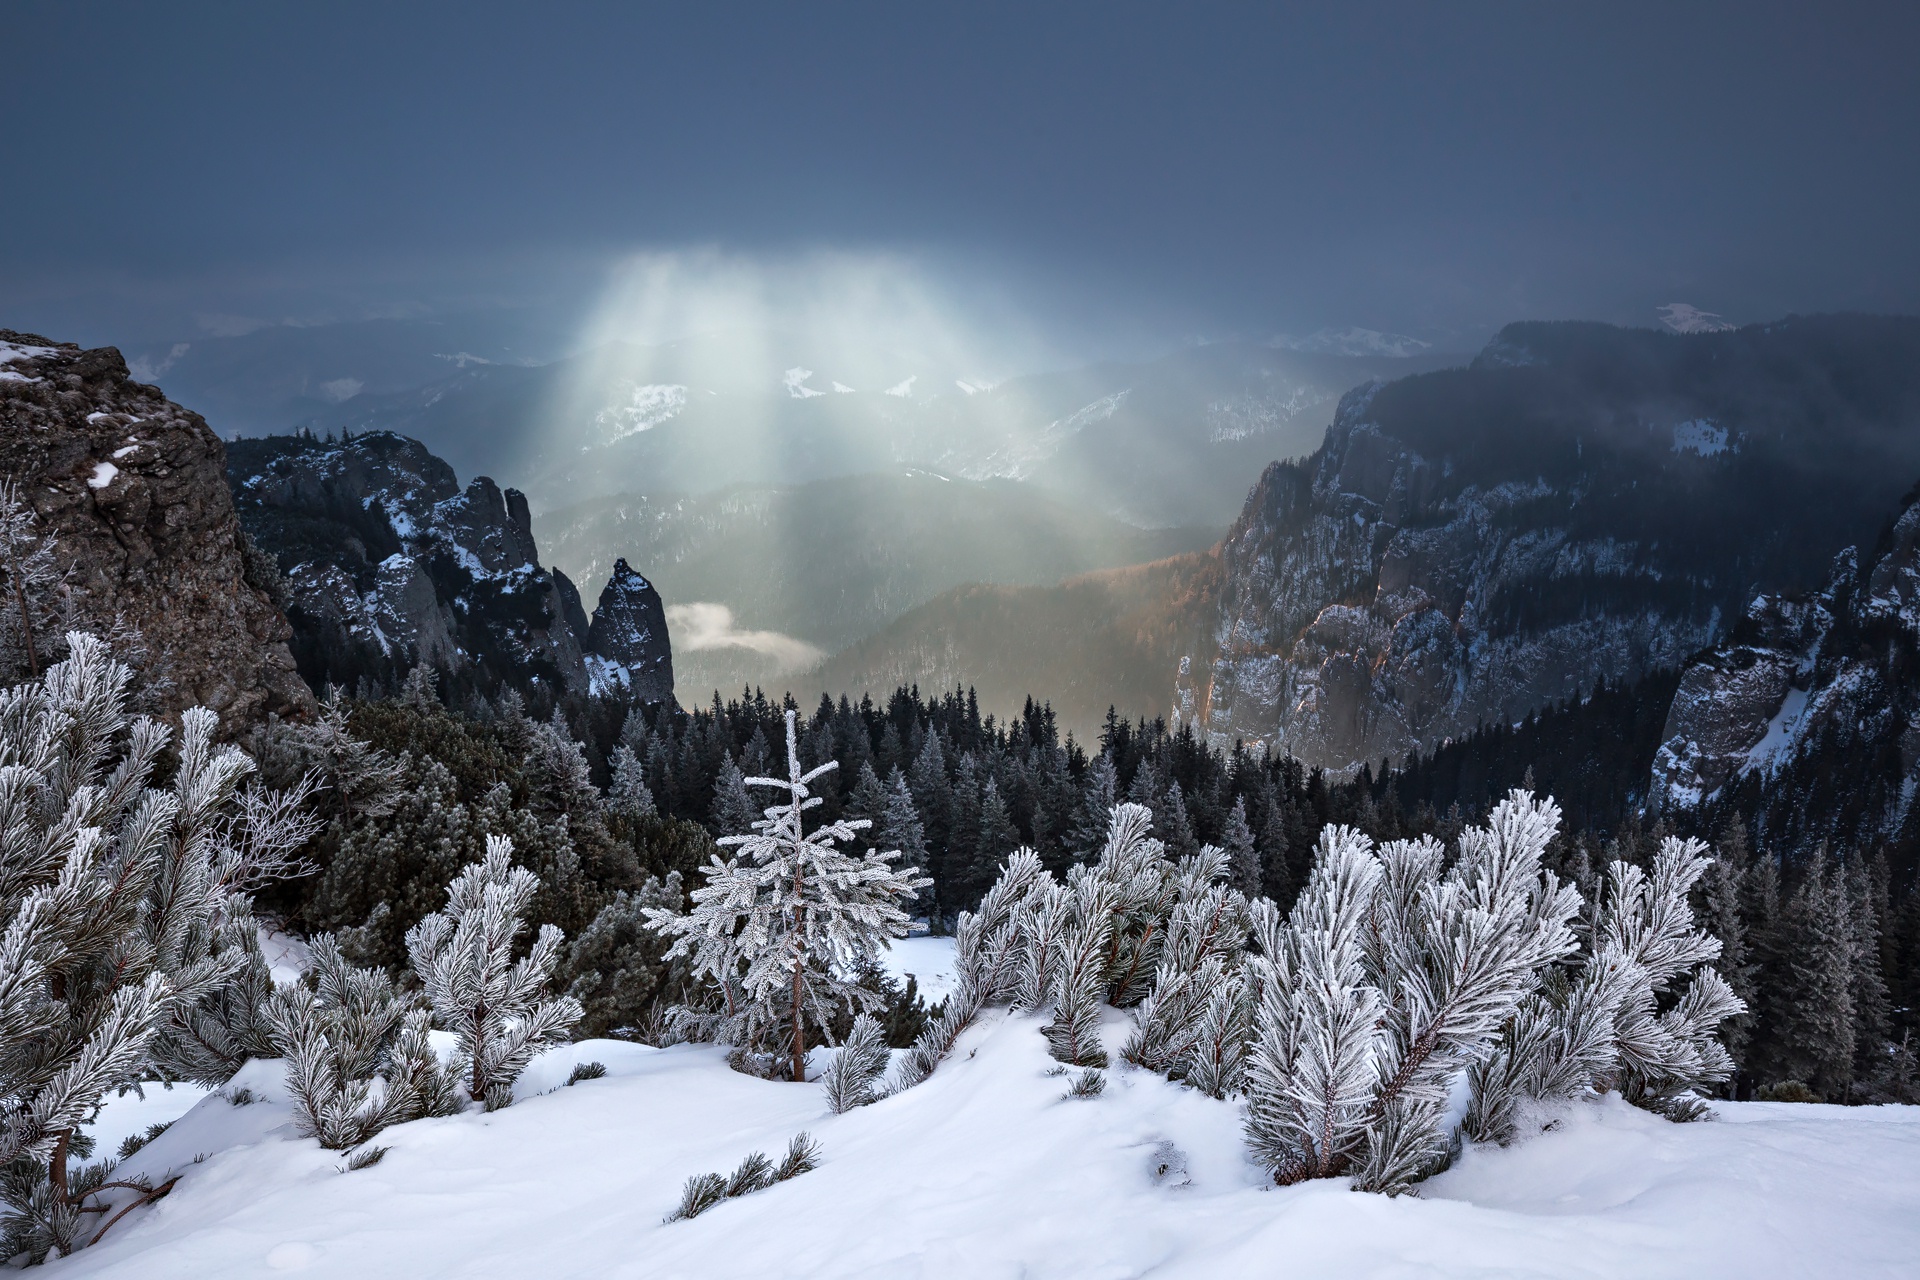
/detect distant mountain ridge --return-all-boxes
[814,315,1920,755]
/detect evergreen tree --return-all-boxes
[1775,859,1856,1099]
[1221,796,1260,899]
[1258,798,1294,906]
[263,937,461,1150]
[1699,819,1756,1072]
[1844,856,1893,1091]
[1068,755,1119,864]
[847,760,889,828]
[970,778,1019,908]
[647,711,928,1082]
[406,836,584,1109]
[0,635,319,1261]
[607,745,657,822]
[878,769,931,915]
[710,754,756,838]
[564,874,687,1040]
[1159,781,1199,862]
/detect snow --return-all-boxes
[1658,303,1737,334]
[52,1003,1920,1279]
[88,461,119,490]
[1672,418,1732,457]
[832,381,856,394]
[783,367,826,399]
[878,934,957,1004]
[0,339,60,364]
[113,443,140,459]
[1744,685,1810,774]
[595,382,688,443]
[884,375,916,398]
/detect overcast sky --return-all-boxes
[5,1,1918,356]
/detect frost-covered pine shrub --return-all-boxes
[1242,795,1584,1194]
[0,634,319,1262]
[664,1132,822,1222]
[407,835,583,1108]
[888,848,1045,1092]
[821,1013,889,1113]
[646,711,927,1082]
[1466,833,1744,1139]
[893,803,1249,1091]
[263,936,462,1150]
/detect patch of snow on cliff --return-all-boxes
[88,462,119,489]
[1745,686,1810,775]
[1672,419,1731,457]
[783,368,826,399]
[1658,303,1736,334]
[884,375,917,398]
[596,382,689,443]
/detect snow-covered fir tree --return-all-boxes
[646,710,928,1082]
[710,754,757,840]
[0,634,318,1262]
[877,768,929,885]
[406,835,583,1109]
[1221,796,1260,900]
[606,744,657,822]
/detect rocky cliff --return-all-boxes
[0,330,311,725]
[1177,315,1920,773]
[1651,491,1920,855]
[225,430,674,704]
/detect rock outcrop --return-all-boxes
[584,559,674,702]
[225,430,673,703]
[0,330,312,725]
[1176,315,1920,773]
[1651,495,1920,853]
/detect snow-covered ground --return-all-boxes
[876,933,958,1004]
[59,983,1920,1279]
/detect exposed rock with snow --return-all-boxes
[1652,494,1920,849]
[0,329,312,726]
[585,558,674,700]
[1175,315,1920,773]
[227,430,673,703]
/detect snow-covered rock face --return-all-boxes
[0,329,312,727]
[584,558,675,701]
[227,431,674,703]
[1653,498,1920,848]
[1176,316,1920,774]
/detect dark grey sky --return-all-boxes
[5,1,1918,353]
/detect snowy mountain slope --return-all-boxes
[63,997,1920,1278]
[285,333,1444,527]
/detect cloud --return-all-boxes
[665,602,825,674]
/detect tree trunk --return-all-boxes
[49,1128,70,1205]
[790,896,808,1082]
